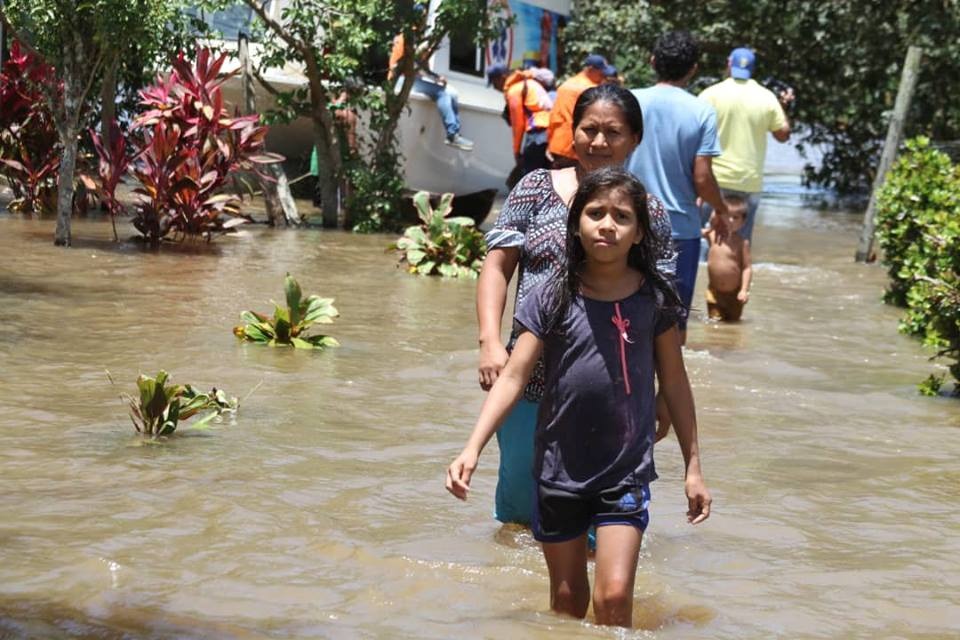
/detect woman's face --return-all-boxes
[573,100,640,172]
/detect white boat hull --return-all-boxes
[394,89,514,195]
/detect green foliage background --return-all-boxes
[563,0,960,195]
[875,137,960,394]
[1,0,192,119]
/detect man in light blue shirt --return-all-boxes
[627,31,728,344]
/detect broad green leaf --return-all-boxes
[185,411,219,430]
[137,375,157,410]
[436,192,454,217]
[272,303,290,325]
[307,335,340,348]
[405,227,427,244]
[406,249,426,265]
[284,274,302,325]
[245,323,274,341]
[413,191,432,223]
[438,263,458,278]
[302,299,338,325]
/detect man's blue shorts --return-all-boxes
[674,237,702,329]
[494,399,537,525]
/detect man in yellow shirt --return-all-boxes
[699,47,793,241]
[546,54,612,167]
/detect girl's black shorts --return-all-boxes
[532,482,651,543]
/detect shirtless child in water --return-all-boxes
[703,196,752,321]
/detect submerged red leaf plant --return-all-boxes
[92,46,283,246]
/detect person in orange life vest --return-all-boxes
[546,54,613,168]
[489,65,555,180]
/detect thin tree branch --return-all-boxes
[77,48,106,124]
[0,6,46,63]
[240,0,307,56]
[251,65,282,97]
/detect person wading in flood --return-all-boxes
[449,167,711,628]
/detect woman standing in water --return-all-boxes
[476,84,676,525]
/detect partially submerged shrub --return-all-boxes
[92,47,283,245]
[90,121,128,241]
[234,273,339,349]
[390,191,486,278]
[876,136,960,394]
[123,370,238,438]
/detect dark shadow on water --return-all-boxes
[67,236,226,258]
[0,273,120,298]
[0,596,267,640]
[11,224,227,258]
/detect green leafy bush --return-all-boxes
[390,191,486,278]
[876,136,960,394]
[123,370,237,438]
[346,145,407,234]
[234,274,339,349]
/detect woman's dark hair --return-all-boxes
[572,84,643,143]
[652,31,700,82]
[543,167,682,334]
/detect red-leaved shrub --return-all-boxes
[0,41,60,215]
[93,47,282,245]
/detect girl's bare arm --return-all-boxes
[447,331,542,499]
[476,248,521,390]
[654,326,712,524]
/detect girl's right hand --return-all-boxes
[446,449,479,500]
[478,341,509,390]
[685,474,712,525]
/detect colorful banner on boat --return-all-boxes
[486,1,567,74]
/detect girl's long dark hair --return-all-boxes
[543,167,683,334]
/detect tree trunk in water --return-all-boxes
[54,128,78,246]
[313,130,340,228]
[100,56,118,149]
[54,36,80,247]
[238,35,299,227]
[263,163,301,226]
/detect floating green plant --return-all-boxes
[120,370,238,438]
[390,191,486,278]
[234,273,339,349]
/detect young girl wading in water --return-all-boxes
[446,167,711,628]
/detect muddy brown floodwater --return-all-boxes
[0,175,958,639]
